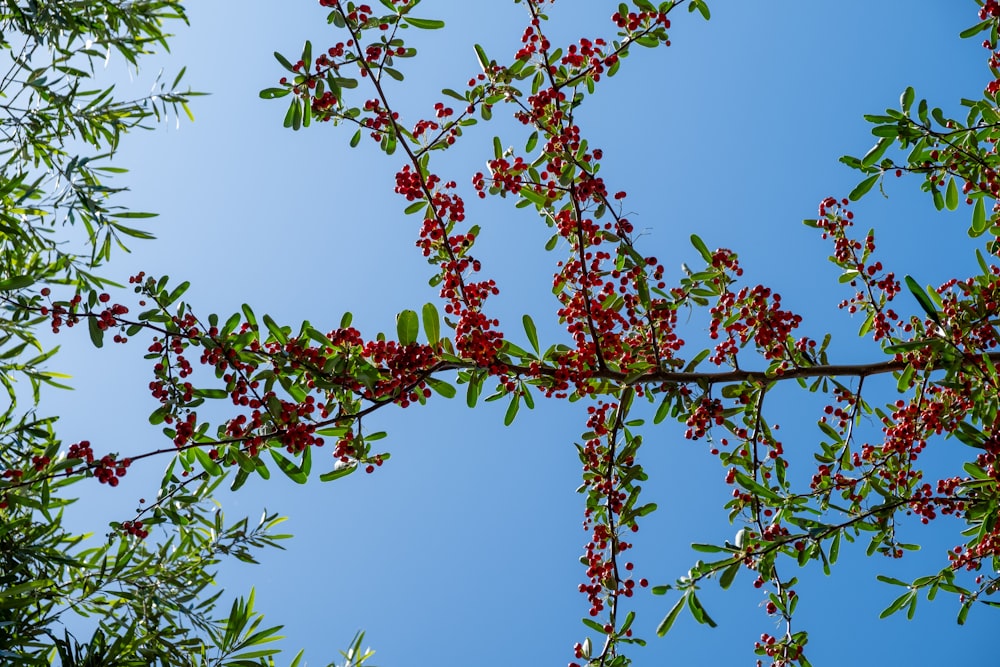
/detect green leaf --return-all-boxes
[193,447,222,476]
[474,44,490,72]
[971,196,988,236]
[861,137,892,168]
[320,465,356,482]
[403,16,445,29]
[525,131,538,152]
[656,595,686,636]
[900,86,914,113]
[960,19,992,39]
[466,371,482,408]
[259,87,290,99]
[425,376,456,398]
[396,309,419,345]
[0,275,34,291]
[879,591,913,618]
[269,450,307,484]
[88,316,104,348]
[422,302,440,344]
[301,40,313,72]
[945,176,959,211]
[896,363,915,392]
[523,314,539,355]
[687,592,717,627]
[274,51,296,72]
[690,234,713,264]
[719,559,740,589]
[904,275,940,323]
[262,314,287,344]
[848,174,879,201]
[504,392,520,426]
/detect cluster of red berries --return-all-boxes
[120,520,148,539]
[92,454,131,487]
[611,9,670,32]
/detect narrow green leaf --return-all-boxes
[656,595,686,637]
[848,174,879,201]
[301,41,313,72]
[262,314,288,344]
[523,314,539,355]
[474,44,490,72]
[403,16,445,29]
[960,19,992,39]
[687,593,717,627]
[466,372,481,408]
[269,450,307,484]
[690,234,713,264]
[504,392,521,426]
[274,51,296,72]
[879,591,912,618]
[904,275,940,323]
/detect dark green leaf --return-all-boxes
[848,174,879,201]
[687,593,717,627]
[904,275,940,323]
[274,51,296,72]
[719,560,740,589]
[656,595,686,636]
[88,316,104,348]
[690,234,713,264]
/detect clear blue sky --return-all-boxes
[46,1,997,665]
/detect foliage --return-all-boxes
[4,0,1000,666]
[0,3,323,666]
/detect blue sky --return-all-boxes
[44,1,999,665]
